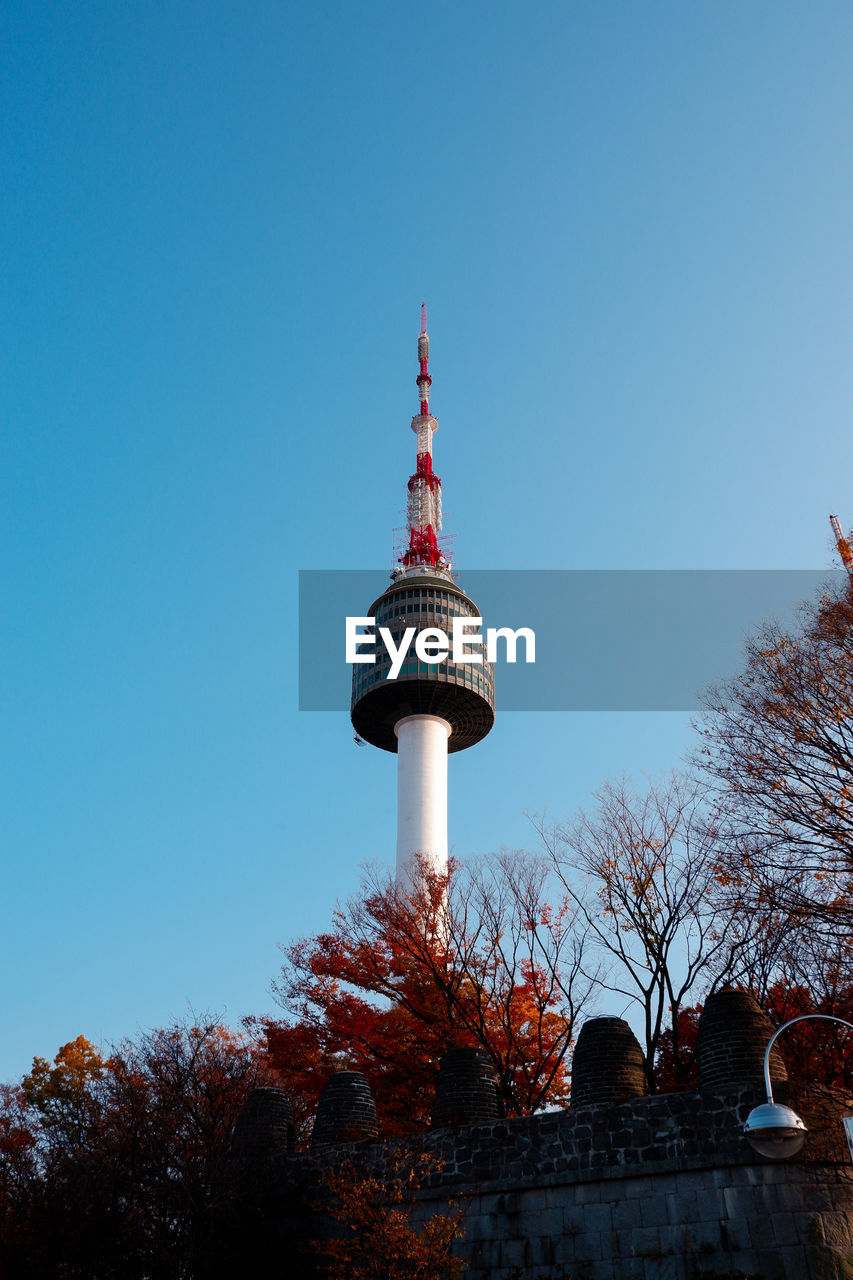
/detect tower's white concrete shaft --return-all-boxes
[350,308,495,883]
[394,715,451,874]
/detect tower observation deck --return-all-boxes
[350,308,494,878]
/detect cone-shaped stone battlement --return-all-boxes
[231,1086,295,1157]
[697,989,788,1095]
[431,1046,504,1128]
[311,1071,379,1148]
[570,1016,647,1108]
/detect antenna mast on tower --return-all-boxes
[401,303,445,570]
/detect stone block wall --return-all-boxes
[433,1163,853,1280]
[233,998,853,1278]
[404,1111,853,1280]
[247,1083,853,1279]
[406,1081,853,1279]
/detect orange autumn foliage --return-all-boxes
[262,855,594,1138]
[311,1148,466,1280]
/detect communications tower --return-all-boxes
[351,308,495,880]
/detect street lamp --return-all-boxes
[743,1014,853,1159]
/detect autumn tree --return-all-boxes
[7,1034,126,1278]
[22,1034,110,1152]
[698,583,853,939]
[539,773,742,1092]
[0,1020,264,1280]
[758,972,853,1093]
[118,1020,263,1275]
[265,852,594,1134]
[652,1004,702,1093]
[311,1147,466,1280]
[0,1081,39,1274]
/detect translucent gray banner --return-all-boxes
[299,569,842,712]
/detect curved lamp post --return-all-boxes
[743,1014,853,1159]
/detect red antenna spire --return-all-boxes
[416,301,432,415]
[400,304,444,569]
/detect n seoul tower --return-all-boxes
[351,307,495,880]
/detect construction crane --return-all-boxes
[829,514,853,579]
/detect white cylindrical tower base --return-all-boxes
[394,714,452,881]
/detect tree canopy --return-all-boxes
[698,584,853,939]
[263,853,595,1135]
[1,1021,262,1279]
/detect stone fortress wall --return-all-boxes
[230,990,853,1280]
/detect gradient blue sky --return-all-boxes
[4,3,853,1083]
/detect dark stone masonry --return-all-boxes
[696,990,788,1096]
[432,1046,504,1128]
[571,1017,647,1109]
[311,1070,378,1147]
[232,996,853,1279]
[231,1085,294,1158]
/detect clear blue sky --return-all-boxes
[3,2,853,1083]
